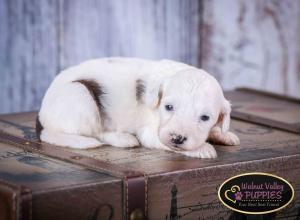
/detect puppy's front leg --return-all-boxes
[208,127,240,146]
[137,127,169,150]
[100,132,139,148]
[179,142,217,158]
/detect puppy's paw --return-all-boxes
[137,127,170,150]
[180,143,217,158]
[223,131,240,146]
[209,127,240,146]
[101,132,139,148]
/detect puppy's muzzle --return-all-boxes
[170,134,187,146]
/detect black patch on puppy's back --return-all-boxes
[136,79,145,103]
[74,79,107,122]
[36,116,43,141]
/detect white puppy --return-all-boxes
[37,58,239,158]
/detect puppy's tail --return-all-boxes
[40,129,102,149]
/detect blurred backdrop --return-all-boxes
[0,0,299,114]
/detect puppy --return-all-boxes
[37,57,239,158]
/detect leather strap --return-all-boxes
[0,131,147,220]
[0,180,32,220]
[20,186,32,220]
[125,175,148,220]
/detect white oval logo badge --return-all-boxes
[218,172,294,214]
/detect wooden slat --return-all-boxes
[59,0,201,69]
[1,0,300,114]
[201,0,300,98]
[0,0,59,113]
[0,0,201,114]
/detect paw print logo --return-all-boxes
[235,192,243,201]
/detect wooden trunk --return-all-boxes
[0,89,299,220]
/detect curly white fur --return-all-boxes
[38,57,239,158]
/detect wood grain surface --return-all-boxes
[0,143,123,220]
[1,109,300,176]
[0,0,59,113]
[0,0,200,114]
[0,103,299,219]
[0,0,299,114]
[201,0,300,98]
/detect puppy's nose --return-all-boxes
[171,134,187,145]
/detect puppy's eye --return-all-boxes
[200,115,210,122]
[165,104,174,111]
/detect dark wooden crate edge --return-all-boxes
[235,87,300,104]
[225,88,300,134]
[148,153,300,180]
[0,180,32,220]
[0,131,148,220]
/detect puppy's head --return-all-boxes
[146,68,231,151]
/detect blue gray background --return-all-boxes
[0,0,299,113]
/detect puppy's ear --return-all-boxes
[144,82,163,109]
[217,99,231,133]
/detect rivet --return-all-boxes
[130,208,144,220]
